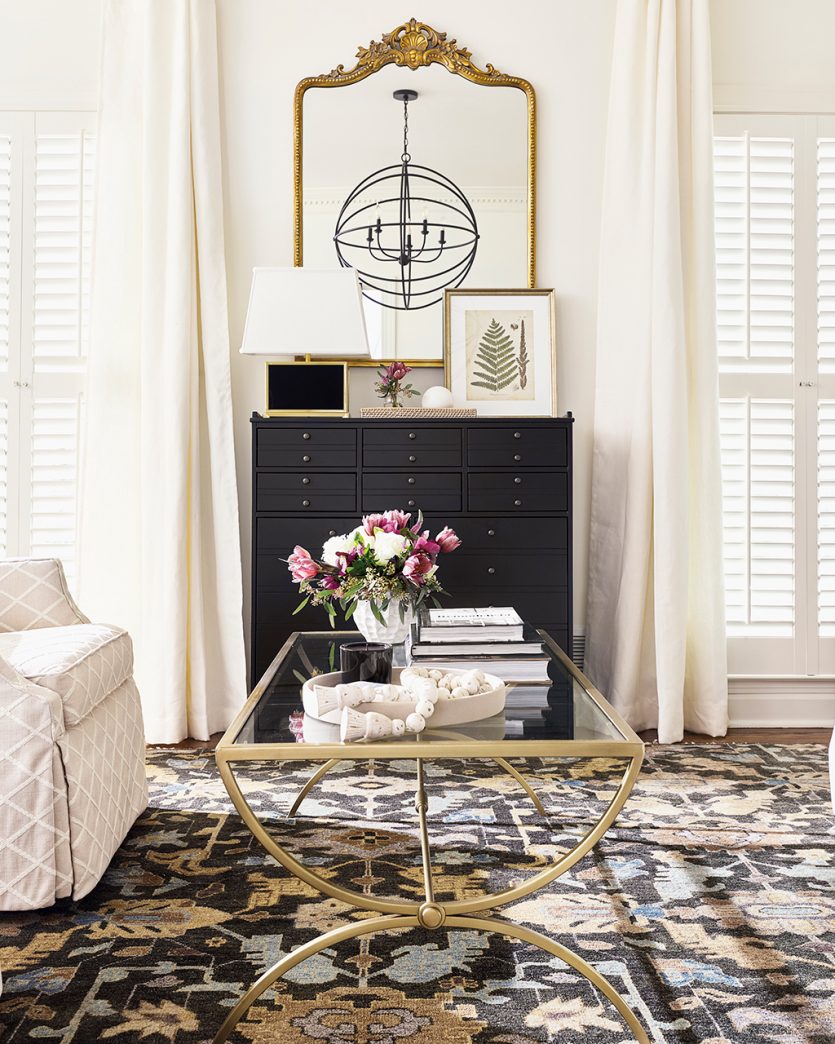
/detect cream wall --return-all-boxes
[216,2,617,659]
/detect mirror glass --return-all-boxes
[301,64,530,361]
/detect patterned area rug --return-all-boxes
[0,744,833,1042]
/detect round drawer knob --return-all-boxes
[514,498,522,506]
[303,454,311,462]
[487,566,496,575]
[408,454,417,462]
[328,530,336,537]
[302,432,311,440]
[487,529,496,537]
[514,454,522,461]
[513,431,521,439]
[408,499,416,507]
[514,477,522,484]
[408,432,416,440]
[408,477,415,485]
[302,499,310,507]
[302,477,310,485]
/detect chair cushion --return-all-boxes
[0,559,86,631]
[0,624,133,727]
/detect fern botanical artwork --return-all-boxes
[444,289,557,416]
[466,310,535,400]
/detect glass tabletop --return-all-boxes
[229,630,636,750]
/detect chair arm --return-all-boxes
[0,655,72,910]
[0,558,88,632]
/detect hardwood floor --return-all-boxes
[152,727,831,752]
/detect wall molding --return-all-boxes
[729,676,835,728]
[714,83,835,115]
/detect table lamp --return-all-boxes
[240,267,372,416]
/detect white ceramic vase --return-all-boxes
[353,599,414,644]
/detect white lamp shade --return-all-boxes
[239,267,371,358]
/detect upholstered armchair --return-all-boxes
[0,559,147,910]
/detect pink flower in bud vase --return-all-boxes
[288,545,318,582]
[387,361,411,382]
[435,526,461,553]
[414,531,440,556]
[384,509,412,532]
[403,552,436,586]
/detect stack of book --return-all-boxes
[406,606,551,682]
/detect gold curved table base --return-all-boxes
[287,755,545,818]
[215,751,646,1042]
[211,912,649,1044]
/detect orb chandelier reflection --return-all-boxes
[333,89,479,311]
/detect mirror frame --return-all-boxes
[293,19,536,365]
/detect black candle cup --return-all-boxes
[339,641,393,684]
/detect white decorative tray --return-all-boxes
[302,666,506,727]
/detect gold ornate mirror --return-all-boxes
[294,19,536,364]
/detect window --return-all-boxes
[0,111,94,590]
[714,113,835,675]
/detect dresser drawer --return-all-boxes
[364,446,462,469]
[434,516,568,551]
[441,551,568,589]
[468,472,568,513]
[362,472,462,513]
[256,473,357,513]
[364,426,462,452]
[256,517,360,554]
[468,426,568,468]
[257,426,357,469]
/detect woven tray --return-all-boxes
[360,406,477,418]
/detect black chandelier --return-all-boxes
[333,89,479,311]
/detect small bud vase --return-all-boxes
[353,599,414,644]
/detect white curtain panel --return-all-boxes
[586,0,728,743]
[79,0,247,742]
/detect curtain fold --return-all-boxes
[80,0,246,742]
[586,0,728,743]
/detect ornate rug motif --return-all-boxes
[0,744,833,1042]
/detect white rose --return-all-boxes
[322,534,355,566]
[372,530,407,563]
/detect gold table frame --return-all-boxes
[213,632,647,1043]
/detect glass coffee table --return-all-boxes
[213,630,647,1043]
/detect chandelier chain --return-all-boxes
[401,97,410,163]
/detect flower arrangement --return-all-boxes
[286,509,461,630]
[374,361,419,408]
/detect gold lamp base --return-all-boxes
[264,358,349,418]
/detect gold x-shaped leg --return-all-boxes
[214,751,647,1042]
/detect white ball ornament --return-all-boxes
[391,718,406,736]
[405,712,426,733]
[436,686,451,701]
[451,686,468,700]
[429,670,442,681]
[421,385,454,409]
[416,698,435,718]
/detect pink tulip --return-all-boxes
[435,526,461,553]
[335,548,359,574]
[384,509,412,532]
[288,545,319,582]
[403,552,435,585]
[414,531,440,556]
[321,575,342,590]
[362,513,389,535]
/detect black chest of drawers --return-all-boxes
[250,414,573,687]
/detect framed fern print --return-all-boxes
[443,289,557,416]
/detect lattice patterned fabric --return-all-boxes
[0,660,73,911]
[58,678,148,900]
[0,559,87,633]
[0,624,133,728]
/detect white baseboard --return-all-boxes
[729,677,835,728]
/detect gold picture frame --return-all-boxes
[293,19,537,367]
[444,288,557,417]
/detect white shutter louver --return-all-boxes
[0,135,10,372]
[29,399,82,587]
[720,397,795,635]
[714,135,794,372]
[33,132,95,371]
[817,401,835,634]
[818,139,835,372]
